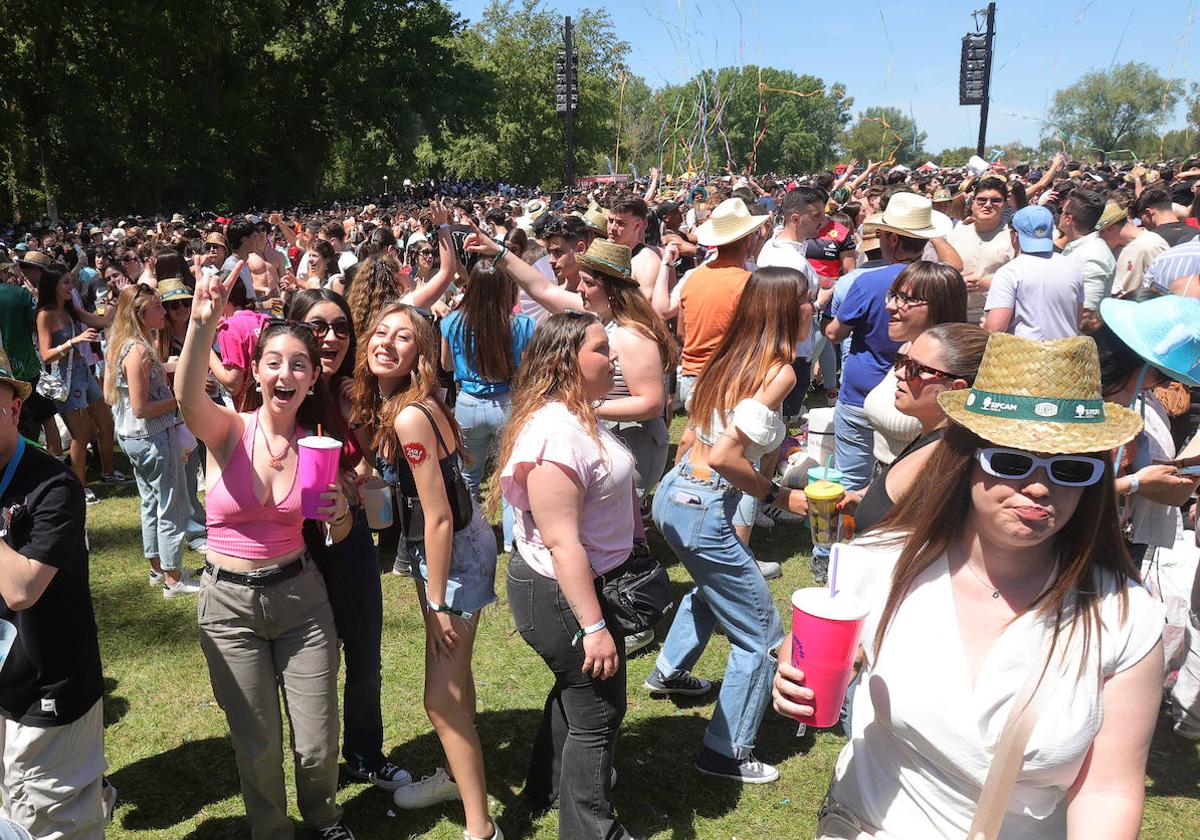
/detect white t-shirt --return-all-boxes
[516,256,561,324]
[945,222,1015,279]
[1126,393,1180,548]
[1111,231,1169,295]
[220,254,256,301]
[500,401,636,579]
[984,253,1083,340]
[1062,232,1115,311]
[337,249,359,273]
[830,533,1163,839]
[755,235,820,359]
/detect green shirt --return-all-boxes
[0,285,39,383]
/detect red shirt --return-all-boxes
[805,220,856,280]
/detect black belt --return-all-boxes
[204,557,304,588]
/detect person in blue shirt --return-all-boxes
[440,261,535,552]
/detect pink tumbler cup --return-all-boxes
[789,587,869,727]
[298,435,342,520]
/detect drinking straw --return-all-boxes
[829,542,840,597]
[317,423,323,438]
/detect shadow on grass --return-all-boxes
[92,574,200,653]
[109,736,240,831]
[1147,710,1200,799]
[102,676,130,727]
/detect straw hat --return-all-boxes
[580,206,608,235]
[0,345,31,400]
[938,332,1142,454]
[16,250,54,270]
[1094,201,1128,232]
[1099,295,1200,388]
[157,278,194,303]
[204,232,228,248]
[694,198,769,247]
[575,240,636,285]
[931,187,953,203]
[872,193,953,240]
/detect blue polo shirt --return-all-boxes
[836,262,904,408]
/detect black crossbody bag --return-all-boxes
[598,538,673,635]
[397,403,475,540]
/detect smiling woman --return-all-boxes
[775,333,1165,840]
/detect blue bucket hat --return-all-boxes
[1099,295,1200,387]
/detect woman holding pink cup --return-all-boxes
[774,334,1165,839]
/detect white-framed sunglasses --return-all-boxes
[975,447,1106,487]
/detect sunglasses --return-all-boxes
[204,243,223,252]
[885,289,927,309]
[165,299,191,309]
[305,318,352,340]
[893,351,958,381]
[976,447,1105,487]
[264,317,319,336]
[973,197,1005,206]
[417,249,434,256]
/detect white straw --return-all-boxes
[829,543,840,597]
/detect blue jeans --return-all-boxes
[120,426,189,572]
[652,460,784,760]
[456,390,514,549]
[304,510,387,772]
[183,439,207,549]
[832,400,874,491]
[677,374,697,410]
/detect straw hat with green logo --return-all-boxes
[937,332,1142,454]
[0,346,31,400]
[576,240,637,286]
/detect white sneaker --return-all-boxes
[464,822,503,840]
[392,767,460,809]
[148,570,163,586]
[163,576,202,598]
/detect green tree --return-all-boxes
[937,146,977,167]
[841,106,926,167]
[1043,62,1183,160]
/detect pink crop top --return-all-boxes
[206,411,306,560]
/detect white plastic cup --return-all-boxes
[360,478,394,530]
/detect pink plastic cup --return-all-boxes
[298,435,342,520]
[789,587,869,727]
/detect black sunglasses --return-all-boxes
[204,243,223,252]
[304,318,352,340]
[264,317,319,336]
[892,351,959,382]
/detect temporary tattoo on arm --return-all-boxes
[403,442,429,465]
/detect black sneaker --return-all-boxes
[695,746,779,784]
[312,824,356,840]
[344,759,412,791]
[643,666,712,696]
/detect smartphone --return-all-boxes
[1178,466,1200,477]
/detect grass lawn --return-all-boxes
[84,428,1200,839]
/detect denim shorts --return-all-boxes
[409,512,498,613]
[55,367,102,413]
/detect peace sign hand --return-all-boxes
[192,260,242,325]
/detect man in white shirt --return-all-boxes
[945,177,1015,293]
[1096,200,1168,296]
[756,186,825,421]
[1059,188,1115,328]
[984,205,1083,340]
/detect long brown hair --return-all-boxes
[586,269,680,371]
[347,252,403,337]
[350,303,460,461]
[871,423,1136,669]
[688,265,805,436]
[453,260,519,383]
[487,310,602,513]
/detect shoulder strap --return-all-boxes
[967,629,1068,840]
[408,401,451,458]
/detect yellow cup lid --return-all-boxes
[804,479,845,501]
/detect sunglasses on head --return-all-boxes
[892,351,958,381]
[976,447,1105,487]
[264,317,319,337]
[304,318,352,340]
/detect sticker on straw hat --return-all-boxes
[964,390,1105,423]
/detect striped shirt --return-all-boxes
[1145,240,1200,294]
[113,340,180,439]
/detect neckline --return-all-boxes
[249,410,299,508]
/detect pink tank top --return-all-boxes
[205,411,306,560]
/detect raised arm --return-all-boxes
[175,262,243,451]
[651,242,680,319]
[403,202,460,309]
[463,220,581,313]
[643,166,660,204]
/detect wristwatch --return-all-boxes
[761,480,783,505]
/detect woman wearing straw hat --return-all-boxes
[775,333,1165,839]
[464,227,677,509]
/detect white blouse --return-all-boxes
[862,368,921,466]
[694,398,786,462]
[829,534,1164,839]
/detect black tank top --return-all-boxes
[855,428,945,534]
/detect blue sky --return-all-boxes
[448,0,1198,153]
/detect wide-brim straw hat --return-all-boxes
[575,240,636,285]
[1100,295,1200,387]
[580,206,608,235]
[0,345,31,400]
[16,250,54,270]
[204,232,228,248]
[938,332,1142,454]
[872,192,953,240]
[694,198,769,247]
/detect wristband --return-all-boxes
[572,617,607,647]
[428,600,473,620]
[438,223,449,230]
[493,244,508,263]
[1126,474,1140,496]
[761,480,782,505]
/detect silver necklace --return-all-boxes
[962,557,1001,599]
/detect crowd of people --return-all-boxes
[0,152,1198,839]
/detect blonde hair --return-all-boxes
[103,284,162,405]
